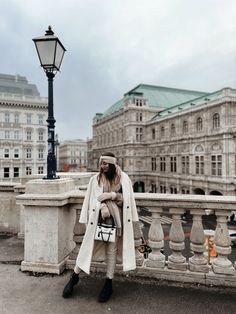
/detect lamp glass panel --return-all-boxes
[54,42,65,70]
[35,40,57,67]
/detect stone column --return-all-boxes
[189,209,209,272]
[212,210,235,275]
[167,208,187,270]
[16,178,76,274]
[146,210,165,268]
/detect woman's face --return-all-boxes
[101,161,109,173]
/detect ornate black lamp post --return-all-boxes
[33,26,66,179]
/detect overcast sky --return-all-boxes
[1,0,236,141]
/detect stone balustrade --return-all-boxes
[15,179,236,287]
[0,182,25,234]
[68,192,236,287]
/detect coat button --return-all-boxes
[127,206,129,208]
[93,209,95,211]
[128,219,131,222]
[91,222,93,225]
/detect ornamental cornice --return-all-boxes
[0,100,47,109]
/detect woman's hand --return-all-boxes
[101,205,110,219]
[97,192,116,202]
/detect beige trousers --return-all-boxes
[74,239,118,279]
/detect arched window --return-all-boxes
[196,117,203,131]
[183,121,188,134]
[213,113,220,129]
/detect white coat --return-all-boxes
[76,171,139,274]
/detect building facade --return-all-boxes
[0,74,47,182]
[91,84,236,196]
[59,139,88,172]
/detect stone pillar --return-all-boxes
[146,210,165,268]
[212,210,235,275]
[16,178,76,274]
[167,208,187,270]
[189,209,209,272]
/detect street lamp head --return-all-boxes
[33,26,66,75]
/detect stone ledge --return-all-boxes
[66,260,236,287]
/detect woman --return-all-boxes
[62,153,139,302]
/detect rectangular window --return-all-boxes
[38,114,44,125]
[151,183,157,193]
[26,167,32,175]
[170,187,177,194]
[26,131,32,140]
[4,167,10,178]
[170,156,177,173]
[38,148,44,159]
[14,167,19,178]
[136,127,143,141]
[27,114,32,124]
[211,155,222,176]
[38,131,44,141]
[14,130,20,140]
[5,113,10,123]
[4,149,9,158]
[14,114,19,124]
[38,166,44,174]
[135,99,143,107]
[195,156,204,174]
[152,129,156,140]
[26,148,32,159]
[151,157,156,171]
[160,156,166,172]
[181,156,189,174]
[5,130,10,139]
[14,149,19,158]
[136,112,142,122]
[160,184,166,193]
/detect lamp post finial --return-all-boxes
[46,26,54,36]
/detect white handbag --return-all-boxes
[95,211,116,242]
[95,223,116,242]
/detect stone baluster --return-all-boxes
[212,210,235,275]
[146,210,165,268]
[189,209,209,272]
[167,208,187,270]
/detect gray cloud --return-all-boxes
[1,0,235,141]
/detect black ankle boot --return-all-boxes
[98,278,113,303]
[62,272,79,298]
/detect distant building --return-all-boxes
[0,74,47,182]
[91,84,236,196]
[59,139,87,172]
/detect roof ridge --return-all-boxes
[125,83,207,95]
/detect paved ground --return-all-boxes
[1,234,236,314]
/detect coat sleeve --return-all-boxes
[79,176,94,224]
